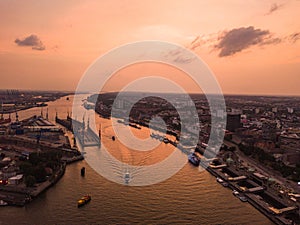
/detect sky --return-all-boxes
[0,0,300,95]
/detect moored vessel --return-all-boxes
[188,153,200,166]
[0,200,8,206]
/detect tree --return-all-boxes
[19,161,34,176]
[34,165,47,183]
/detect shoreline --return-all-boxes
[0,158,83,207]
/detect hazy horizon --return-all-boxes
[1,1,300,96]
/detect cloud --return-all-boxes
[15,34,45,51]
[173,55,196,64]
[288,32,300,43]
[163,47,196,64]
[188,33,219,51]
[266,3,284,15]
[215,26,280,57]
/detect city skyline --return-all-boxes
[1,0,300,95]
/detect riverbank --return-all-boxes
[0,160,81,206]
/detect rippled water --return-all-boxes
[0,95,274,225]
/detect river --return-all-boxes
[0,95,274,225]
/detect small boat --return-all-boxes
[129,123,141,129]
[124,171,130,184]
[216,177,224,183]
[238,195,247,202]
[222,182,229,187]
[77,195,91,207]
[0,200,8,206]
[232,190,239,196]
[163,137,169,144]
[216,177,229,187]
[188,153,200,166]
[80,167,85,177]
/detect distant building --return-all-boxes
[262,120,277,141]
[255,108,260,114]
[279,133,300,166]
[280,134,300,153]
[226,113,242,132]
[287,107,294,114]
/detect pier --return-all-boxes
[206,163,298,225]
[55,114,100,148]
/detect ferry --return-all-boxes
[188,153,200,166]
[77,195,91,207]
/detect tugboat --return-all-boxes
[77,195,91,207]
[188,153,200,166]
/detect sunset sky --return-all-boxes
[0,0,300,95]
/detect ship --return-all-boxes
[129,123,141,129]
[216,177,229,187]
[80,167,85,177]
[163,137,169,144]
[77,195,91,207]
[188,153,200,166]
[216,177,224,183]
[232,190,239,196]
[83,101,94,110]
[238,195,248,202]
[0,200,8,206]
[124,171,130,184]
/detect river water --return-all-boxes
[0,95,274,225]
